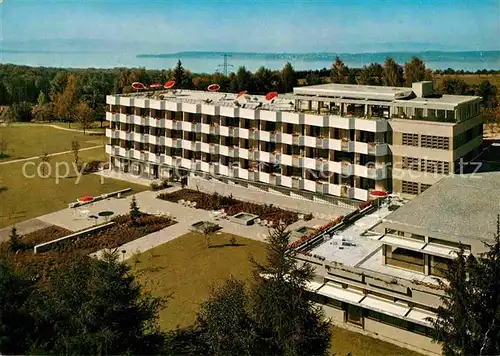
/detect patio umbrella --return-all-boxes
[131,82,146,92]
[78,195,94,203]
[369,190,388,209]
[369,190,388,198]
[265,91,278,101]
[236,90,248,98]
[164,80,176,89]
[207,83,221,92]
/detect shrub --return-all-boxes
[150,182,160,191]
[304,213,313,221]
[82,160,103,173]
[229,236,237,245]
[388,204,400,211]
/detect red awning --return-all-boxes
[150,83,161,88]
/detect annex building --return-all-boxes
[297,172,500,355]
[105,81,482,201]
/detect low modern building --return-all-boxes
[105,81,482,202]
[297,172,500,355]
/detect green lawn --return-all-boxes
[0,125,105,161]
[0,148,147,228]
[133,233,422,356]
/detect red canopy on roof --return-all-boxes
[207,83,221,92]
[265,91,278,101]
[164,80,176,89]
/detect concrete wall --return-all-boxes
[364,318,442,355]
[320,304,345,323]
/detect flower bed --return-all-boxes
[0,214,176,280]
[288,215,344,249]
[157,189,298,225]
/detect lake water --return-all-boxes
[0,50,499,72]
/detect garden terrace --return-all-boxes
[0,214,175,279]
[157,189,299,225]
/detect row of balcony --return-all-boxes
[111,156,371,201]
[106,127,389,156]
[106,108,389,132]
[106,145,387,179]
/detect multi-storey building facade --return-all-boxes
[105,81,482,200]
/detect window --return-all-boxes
[346,304,363,326]
[402,181,419,195]
[365,310,409,330]
[420,160,450,174]
[325,297,342,309]
[386,246,425,273]
[430,255,452,278]
[428,238,471,251]
[420,135,450,150]
[420,183,431,193]
[402,156,419,170]
[402,133,419,146]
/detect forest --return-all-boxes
[0,56,498,126]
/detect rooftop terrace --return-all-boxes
[111,82,480,113]
[305,200,442,285]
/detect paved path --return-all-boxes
[3,122,103,135]
[0,218,54,243]
[0,145,103,166]
[188,176,353,219]
[35,187,330,260]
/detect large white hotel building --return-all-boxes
[105,81,482,201]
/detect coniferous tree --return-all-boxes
[129,195,141,225]
[250,224,331,355]
[431,215,500,356]
[0,258,34,355]
[280,62,298,93]
[194,224,331,355]
[174,60,186,89]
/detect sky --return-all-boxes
[0,0,498,53]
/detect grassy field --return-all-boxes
[0,148,147,228]
[0,125,105,161]
[133,232,422,356]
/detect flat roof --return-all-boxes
[111,83,480,113]
[294,83,413,101]
[383,172,500,242]
[294,83,480,106]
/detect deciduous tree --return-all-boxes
[404,56,433,86]
[73,101,94,135]
[51,74,78,126]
